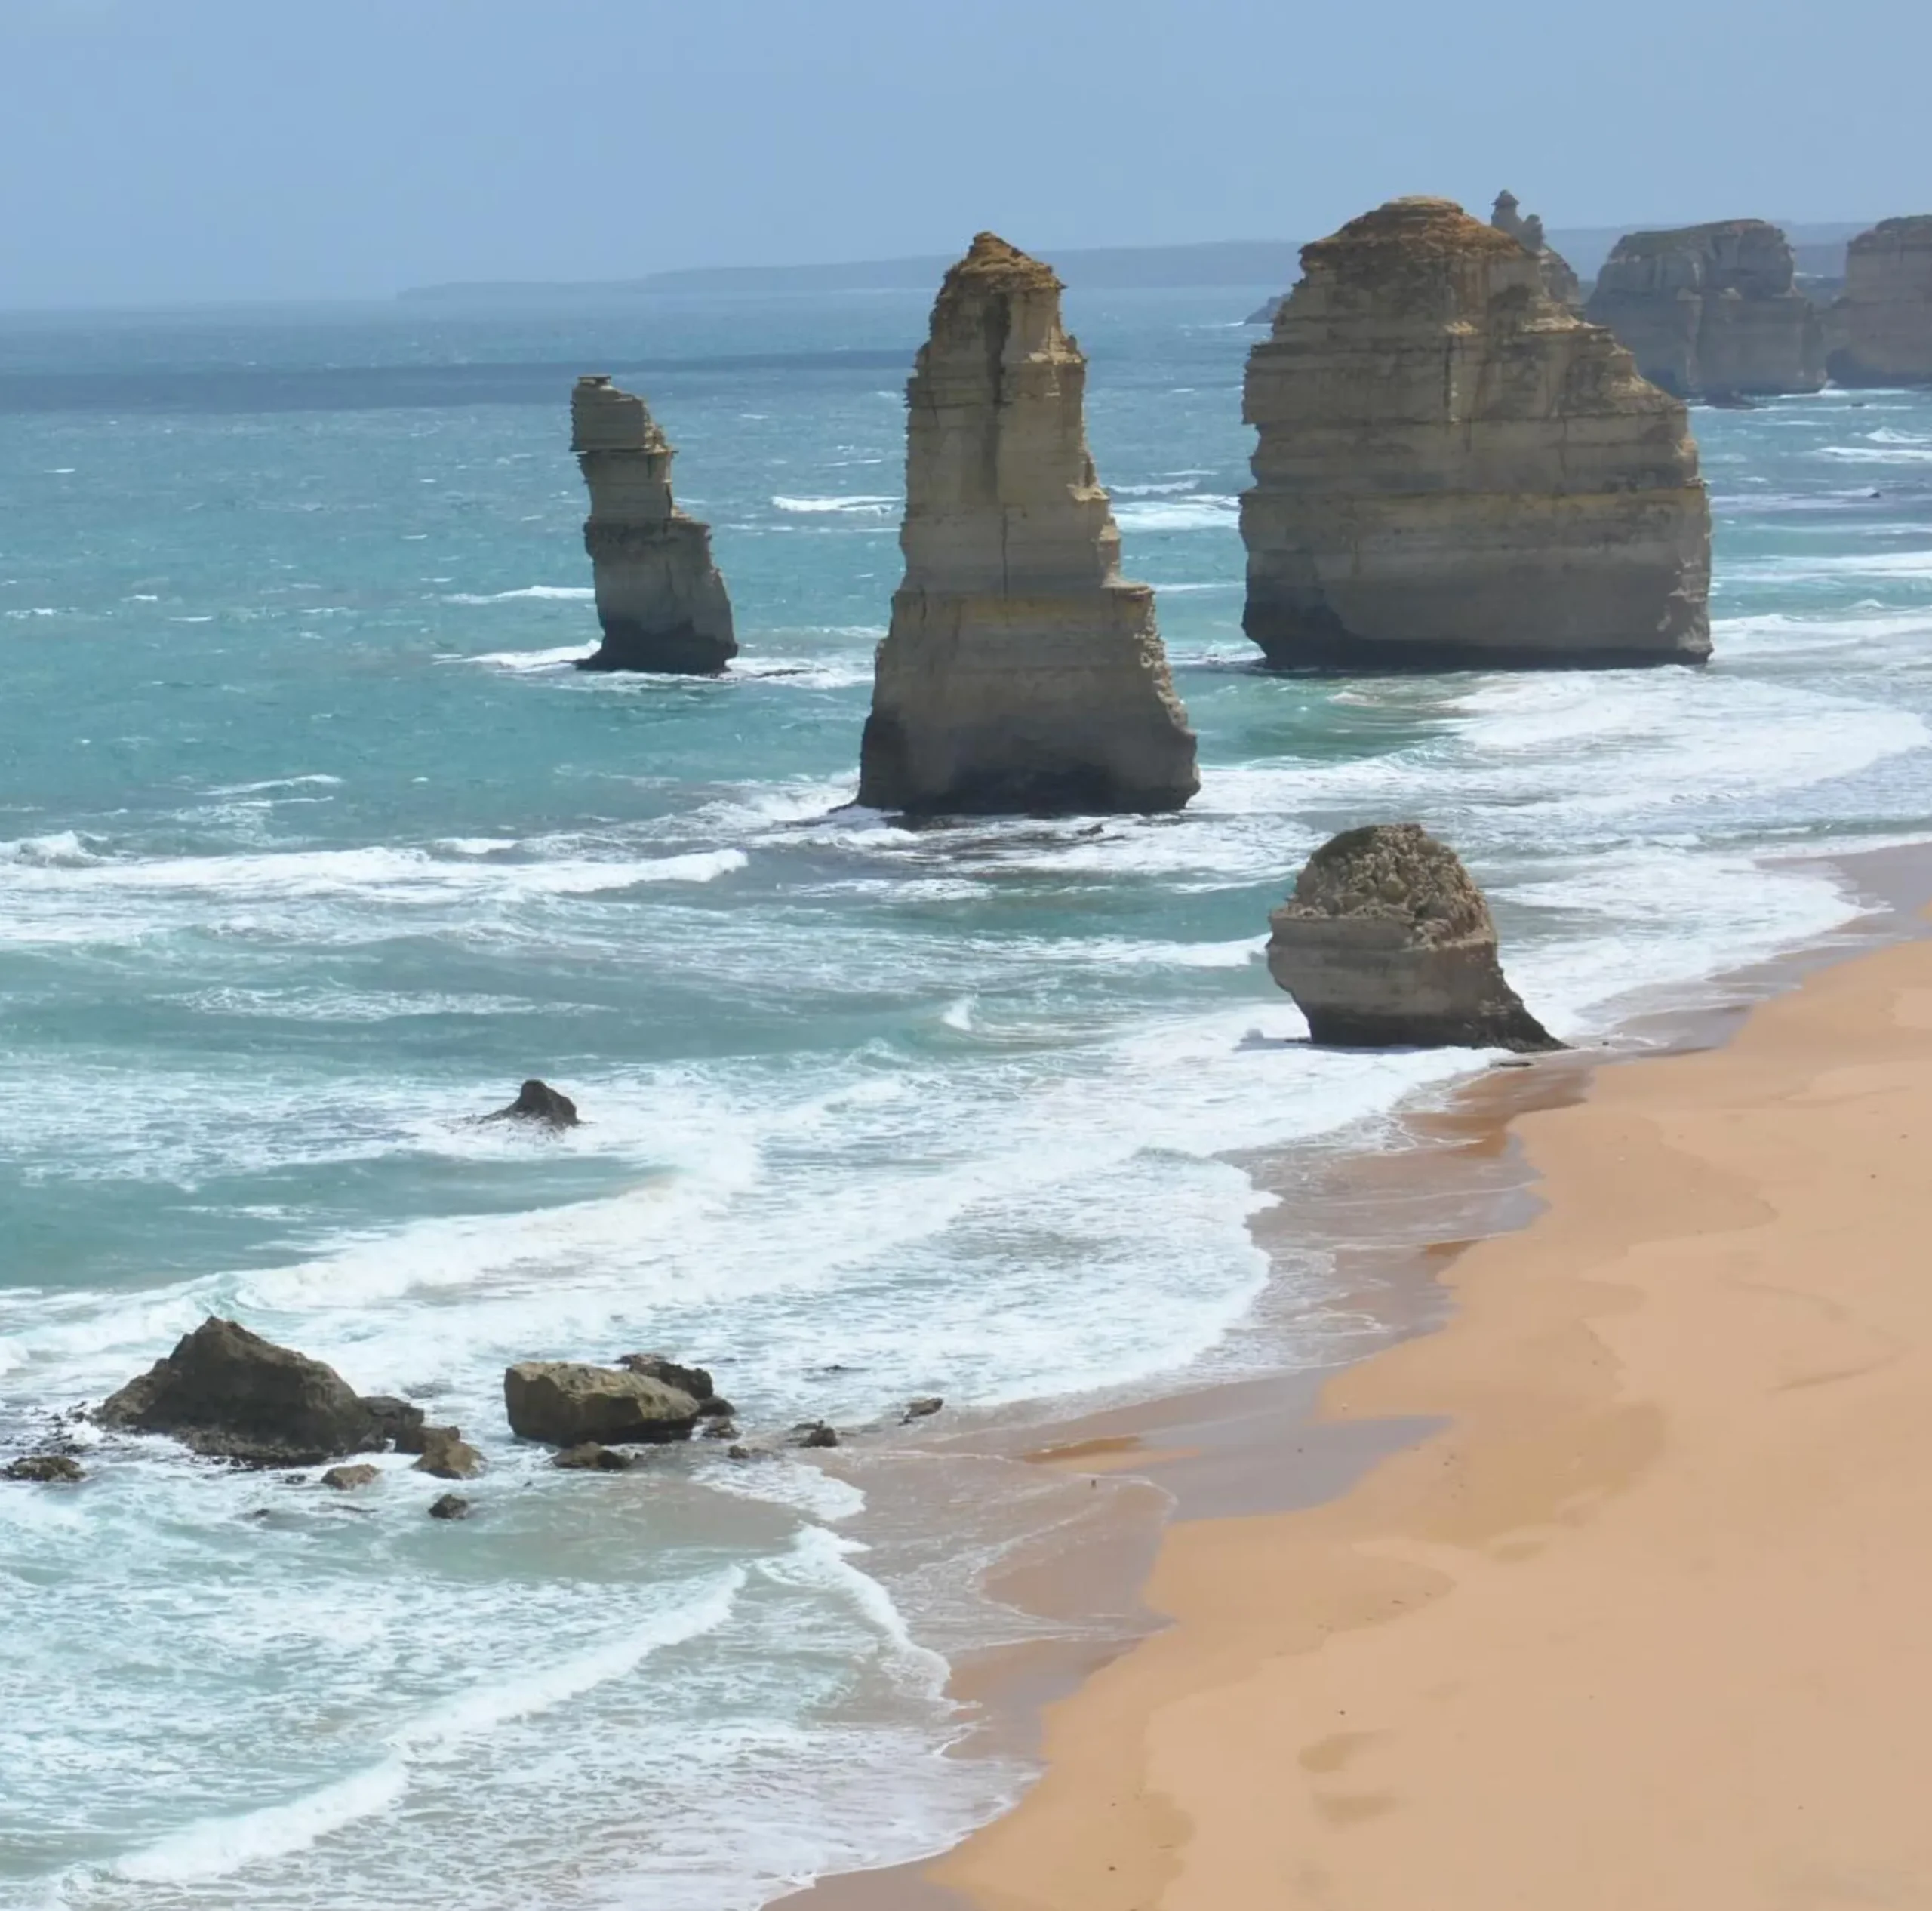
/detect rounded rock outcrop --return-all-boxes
[857,233,1198,816]
[1241,198,1711,671]
[503,1361,702,1447]
[95,1318,386,1467]
[1267,824,1558,1051]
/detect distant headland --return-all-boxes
[397,224,1874,303]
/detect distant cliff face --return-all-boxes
[571,376,737,675]
[1240,197,1711,671]
[1829,217,1932,386]
[856,234,1198,816]
[1583,220,1826,398]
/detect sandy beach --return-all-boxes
[891,917,1932,1910]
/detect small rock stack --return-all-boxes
[1268,824,1558,1052]
[571,374,737,675]
[1490,191,1582,309]
[857,234,1199,815]
[1829,217,1932,386]
[1241,197,1711,670]
[1583,220,1826,399]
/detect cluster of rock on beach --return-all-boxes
[5,1310,948,1497]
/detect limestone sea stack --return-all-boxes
[1241,198,1711,670]
[571,374,737,675]
[1829,217,1932,386]
[1583,221,1826,399]
[1490,191,1582,308]
[1267,824,1558,1051]
[856,235,1198,815]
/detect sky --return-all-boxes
[1,0,1926,308]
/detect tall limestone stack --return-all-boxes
[1241,197,1711,670]
[1829,217,1932,386]
[571,374,737,674]
[1491,191,1582,308]
[857,234,1198,814]
[1583,221,1826,398]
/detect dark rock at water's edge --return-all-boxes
[615,1352,714,1401]
[571,374,737,674]
[792,1421,841,1449]
[412,1426,485,1479]
[902,1396,945,1423]
[503,1361,702,1447]
[95,1318,390,1466]
[488,1079,580,1128]
[428,1493,472,1520]
[5,1454,85,1483]
[321,1463,380,1491]
[361,1395,426,1451]
[552,1442,635,1471]
[1267,824,1560,1053]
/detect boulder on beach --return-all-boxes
[5,1454,85,1484]
[1267,824,1559,1052]
[95,1317,388,1466]
[412,1426,484,1479]
[360,1395,426,1451]
[615,1352,714,1401]
[552,1442,635,1471]
[855,232,1199,816]
[320,1463,380,1491]
[488,1079,580,1128]
[503,1361,701,1447]
[571,374,737,674]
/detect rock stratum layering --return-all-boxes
[1268,824,1557,1051]
[856,234,1198,815]
[1241,197,1711,670]
[1583,220,1826,398]
[1829,217,1932,386]
[571,374,737,674]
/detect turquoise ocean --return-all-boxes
[2,285,1930,1907]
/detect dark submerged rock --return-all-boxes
[489,1079,580,1128]
[5,1454,85,1484]
[552,1442,635,1471]
[412,1426,484,1480]
[427,1493,472,1520]
[95,1317,383,1466]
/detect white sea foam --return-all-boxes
[771,494,900,516]
[443,584,595,604]
[463,642,594,672]
[1112,493,1240,531]
[203,774,344,797]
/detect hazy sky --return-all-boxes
[2,0,1925,307]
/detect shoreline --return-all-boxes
[780,839,1932,1910]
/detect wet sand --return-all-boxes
[783,848,1932,1910]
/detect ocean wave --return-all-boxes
[443,585,595,605]
[1112,494,1240,532]
[461,643,593,672]
[771,494,899,516]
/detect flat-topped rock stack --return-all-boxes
[1241,197,1711,670]
[1829,217,1932,386]
[1491,191,1582,308]
[1583,220,1826,398]
[857,233,1198,814]
[571,374,737,675]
